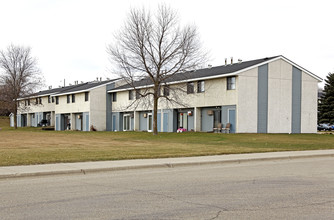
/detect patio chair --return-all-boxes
[222,123,231,133]
[213,123,222,133]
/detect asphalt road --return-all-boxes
[0,157,334,219]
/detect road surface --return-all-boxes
[0,157,334,219]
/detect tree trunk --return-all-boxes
[153,89,159,135]
[153,97,158,135]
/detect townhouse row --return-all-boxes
[11,55,322,133]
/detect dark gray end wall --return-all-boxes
[106,83,115,131]
[257,64,268,133]
[291,67,302,133]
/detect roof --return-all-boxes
[108,55,321,92]
[18,79,119,100]
[53,79,119,96]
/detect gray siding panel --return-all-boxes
[257,64,268,133]
[106,83,115,131]
[292,67,302,133]
[106,93,113,131]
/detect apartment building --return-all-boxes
[108,56,321,133]
[12,55,321,133]
[14,79,121,131]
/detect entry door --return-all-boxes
[228,109,236,133]
[157,113,161,132]
[214,110,221,128]
[76,114,82,131]
[178,113,188,130]
[112,115,116,131]
[123,114,131,131]
[163,113,168,132]
[147,113,153,132]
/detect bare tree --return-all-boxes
[0,44,43,129]
[107,4,207,135]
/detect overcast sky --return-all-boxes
[1,0,333,89]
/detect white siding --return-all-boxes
[237,68,258,133]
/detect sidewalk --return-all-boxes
[1,150,333,179]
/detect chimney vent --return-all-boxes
[100,77,102,81]
[230,57,233,65]
[48,86,52,90]
[225,58,227,66]
[238,59,242,64]
[208,64,212,69]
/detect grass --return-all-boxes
[0,116,334,166]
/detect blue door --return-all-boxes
[163,113,168,132]
[85,115,89,131]
[55,115,60,131]
[112,115,116,131]
[157,113,161,132]
[228,109,236,133]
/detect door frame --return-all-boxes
[147,113,153,132]
[123,114,131,131]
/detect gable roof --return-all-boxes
[18,79,120,100]
[51,79,120,96]
[108,55,321,92]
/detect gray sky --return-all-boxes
[1,0,333,89]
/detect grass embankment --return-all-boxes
[0,116,333,166]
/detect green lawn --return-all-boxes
[0,116,333,166]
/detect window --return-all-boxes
[28,99,30,106]
[52,97,55,103]
[36,98,38,104]
[48,96,51,103]
[72,94,75,103]
[136,90,140,99]
[39,97,42,104]
[112,93,117,102]
[187,82,194,94]
[67,95,70,103]
[163,86,170,96]
[129,90,134,100]
[197,81,205,93]
[227,77,236,90]
[25,100,27,106]
[56,96,59,105]
[85,92,89,101]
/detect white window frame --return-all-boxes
[147,113,153,132]
[123,114,131,131]
[197,80,205,93]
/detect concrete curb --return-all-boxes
[0,150,334,179]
